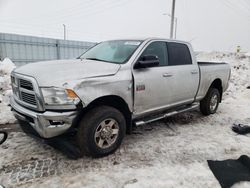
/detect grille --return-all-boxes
[19,79,33,91]
[20,92,37,106]
[11,75,40,109]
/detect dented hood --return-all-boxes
[13,59,121,87]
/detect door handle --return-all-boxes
[191,70,198,74]
[163,73,173,77]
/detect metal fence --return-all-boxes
[0,33,96,66]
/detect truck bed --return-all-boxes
[196,61,231,101]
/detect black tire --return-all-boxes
[200,88,220,116]
[77,105,126,158]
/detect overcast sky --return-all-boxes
[0,0,250,51]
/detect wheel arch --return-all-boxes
[74,95,133,134]
[209,78,223,102]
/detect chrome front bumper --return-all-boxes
[10,96,78,138]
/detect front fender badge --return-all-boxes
[136,84,145,91]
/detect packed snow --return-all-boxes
[0,53,250,188]
[0,58,16,125]
[245,52,250,57]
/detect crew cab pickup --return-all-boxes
[10,38,231,157]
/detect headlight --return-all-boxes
[41,87,80,106]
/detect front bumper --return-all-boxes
[10,96,78,138]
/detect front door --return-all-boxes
[133,41,170,116]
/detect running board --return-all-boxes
[135,103,199,127]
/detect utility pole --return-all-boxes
[174,18,177,39]
[163,13,178,39]
[63,24,66,40]
[170,0,176,39]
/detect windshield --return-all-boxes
[79,40,142,64]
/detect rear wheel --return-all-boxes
[77,106,126,158]
[200,88,220,116]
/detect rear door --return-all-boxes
[164,42,199,106]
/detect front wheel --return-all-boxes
[77,106,126,158]
[200,88,220,116]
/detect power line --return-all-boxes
[220,0,250,22]
[242,0,250,7]
[224,0,250,17]
[239,0,250,11]
[0,0,100,22]
[0,0,134,40]
[40,0,132,25]
[225,0,250,12]
[0,0,131,26]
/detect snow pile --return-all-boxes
[0,58,16,125]
[245,52,250,57]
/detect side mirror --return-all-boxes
[134,55,159,69]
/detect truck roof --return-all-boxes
[107,37,191,45]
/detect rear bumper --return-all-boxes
[10,96,77,138]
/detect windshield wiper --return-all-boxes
[84,58,110,63]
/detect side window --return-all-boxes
[140,41,167,66]
[167,42,192,66]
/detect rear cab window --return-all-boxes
[167,42,192,66]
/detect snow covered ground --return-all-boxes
[0,53,250,188]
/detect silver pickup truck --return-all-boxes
[10,38,231,157]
